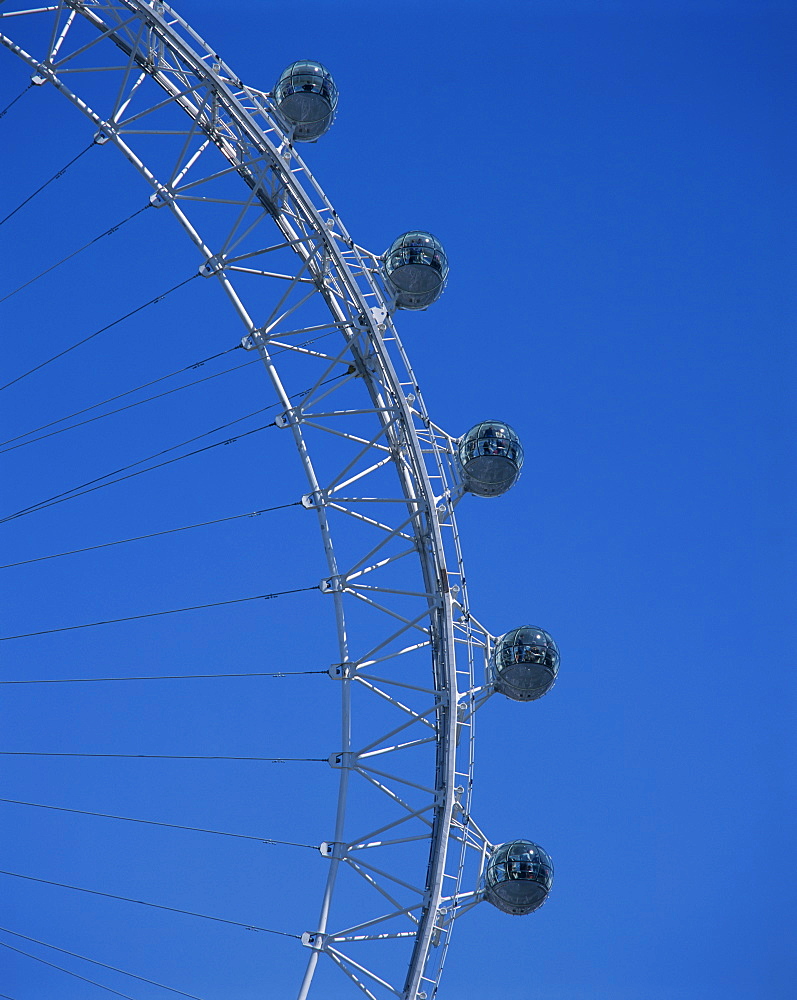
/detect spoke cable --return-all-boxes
[0,372,345,524]
[0,325,335,452]
[0,926,209,1000]
[0,344,242,450]
[0,353,258,455]
[0,410,278,524]
[0,940,137,1000]
[0,668,324,683]
[0,272,200,392]
[0,141,94,230]
[0,204,151,305]
[0,799,318,848]
[0,502,300,570]
[0,871,302,938]
[0,81,33,121]
[0,585,318,641]
[0,753,325,761]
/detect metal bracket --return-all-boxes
[199,254,225,277]
[369,305,388,334]
[452,784,466,813]
[275,409,299,429]
[430,907,448,947]
[319,575,343,593]
[149,188,171,208]
[328,662,353,679]
[301,931,327,951]
[357,346,381,377]
[318,841,347,859]
[328,751,355,768]
[301,490,327,509]
[250,324,273,342]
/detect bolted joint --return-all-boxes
[430,907,448,947]
[275,410,298,429]
[301,490,327,509]
[318,841,347,859]
[274,408,302,427]
[328,662,353,679]
[359,350,381,377]
[319,575,343,593]
[434,784,453,807]
[240,335,256,351]
[369,305,389,333]
[452,784,466,814]
[328,751,354,769]
[301,931,326,951]
[149,189,171,208]
[199,255,226,277]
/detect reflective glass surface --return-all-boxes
[494,626,559,671]
[457,420,523,496]
[274,60,338,140]
[490,625,559,701]
[275,60,338,105]
[484,839,554,914]
[383,231,448,309]
[458,420,523,466]
[385,231,448,280]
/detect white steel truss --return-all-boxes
[0,3,503,998]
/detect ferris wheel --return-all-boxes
[0,3,561,998]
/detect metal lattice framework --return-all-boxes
[0,3,509,997]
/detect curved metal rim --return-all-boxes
[0,2,489,997]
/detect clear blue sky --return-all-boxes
[0,1,793,998]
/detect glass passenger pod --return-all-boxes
[274,61,338,141]
[484,840,554,915]
[489,626,559,702]
[383,231,448,310]
[457,420,523,497]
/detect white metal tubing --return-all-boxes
[0,3,478,997]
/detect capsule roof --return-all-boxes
[274,60,338,141]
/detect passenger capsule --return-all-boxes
[489,626,559,701]
[383,231,448,310]
[274,61,338,141]
[457,420,523,497]
[484,840,553,915]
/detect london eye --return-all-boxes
[0,4,561,997]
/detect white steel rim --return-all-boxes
[0,3,501,998]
